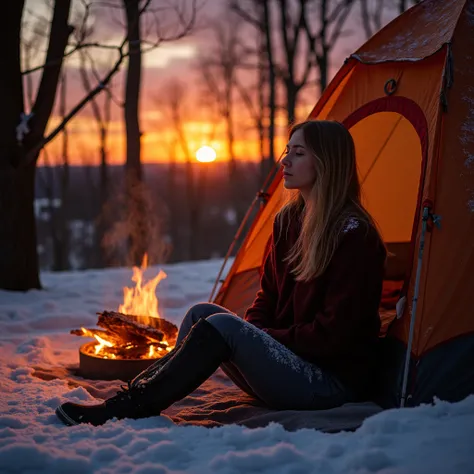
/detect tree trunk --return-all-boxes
[286,83,297,127]
[166,140,179,258]
[96,123,110,267]
[189,193,200,260]
[52,71,70,271]
[0,163,41,290]
[186,160,198,261]
[78,49,112,268]
[319,49,329,94]
[124,0,142,183]
[226,108,243,227]
[0,1,41,290]
[257,9,267,185]
[169,89,198,261]
[96,85,112,267]
[124,0,146,266]
[263,0,276,168]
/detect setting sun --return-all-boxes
[196,145,217,163]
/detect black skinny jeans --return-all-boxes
[176,303,352,410]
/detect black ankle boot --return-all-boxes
[56,344,183,427]
[56,319,231,426]
[55,381,147,426]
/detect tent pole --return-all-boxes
[209,161,282,302]
[208,194,261,302]
[400,206,430,408]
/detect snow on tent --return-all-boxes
[211,0,474,409]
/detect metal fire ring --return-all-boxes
[79,342,160,381]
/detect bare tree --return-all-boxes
[117,0,199,266]
[230,0,278,170]
[156,79,200,260]
[302,0,356,95]
[21,10,48,111]
[359,0,421,39]
[0,1,73,291]
[276,0,315,125]
[78,50,114,267]
[229,5,271,184]
[0,0,198,291]
[359,0,386,38]
[165,137,179,254]
[198,14,253,226]
[53,70,71,272]
[123,0,147,266]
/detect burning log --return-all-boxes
[71,328,123,345]
[97,311,177,345]
[71,311,178,361]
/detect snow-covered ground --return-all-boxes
[1,259,473,474]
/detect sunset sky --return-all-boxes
[23,0,396,166]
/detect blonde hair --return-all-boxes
[278,120,382,282]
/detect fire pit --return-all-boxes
[71,256,178,381]
[79,342,161,381]
[75,311,177,380]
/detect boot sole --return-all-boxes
[55,406,79,426]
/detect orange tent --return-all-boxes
[212,0,474,408]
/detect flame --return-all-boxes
[81,327,95,338]
[94,334,113,356]
[80,328,114,356]
[118,254,167,318]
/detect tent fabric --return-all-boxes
[213,0,474,408]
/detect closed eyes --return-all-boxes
[284,147,304,156]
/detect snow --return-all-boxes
[357,0,462,62]
[1,259,474,473]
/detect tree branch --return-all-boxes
[0,2,25,167]
[24,0,198,166]
[25,41,126,165]
[22,0,92,76]
[229,1,262,30]
[22,43,123,75]
[78,51,105,129]
[27,0,73,151]
[83,48,124,108]
[278,0,292,79]
[234,76,258,121]
[328,0,355,47]
[359,0,374,39]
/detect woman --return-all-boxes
[56,120,386,427]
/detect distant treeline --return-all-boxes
[35,161,265,271]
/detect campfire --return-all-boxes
[72,255,178,380]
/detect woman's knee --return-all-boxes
[206,313,244,343]
[184,302,232,324]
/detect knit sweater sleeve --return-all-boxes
[243,225,279,329]
[265,225,385,361]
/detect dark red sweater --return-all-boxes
[244,213,386,398]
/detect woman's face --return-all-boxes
[281,129,317,195]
